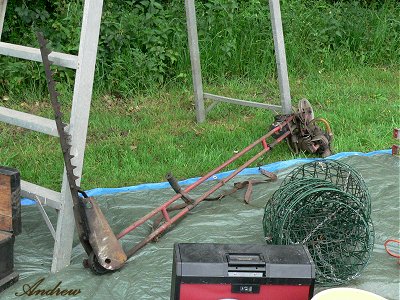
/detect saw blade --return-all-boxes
[36,32,82,196]
[36,34,130,265]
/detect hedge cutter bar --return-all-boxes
[38,33,333,274]
[37,33,127,271]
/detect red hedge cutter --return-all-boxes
[37,33,333,274]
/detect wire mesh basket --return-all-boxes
[263,160,374,286]
[281,159,371,217]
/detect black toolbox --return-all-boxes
[171,243,315,300]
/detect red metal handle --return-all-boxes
[117,116,294,257]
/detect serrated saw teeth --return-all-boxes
[37,32,81,192]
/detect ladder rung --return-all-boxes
[203,93,282,112]
[21,180,62,210]
[0,106,60,137]
[0,42,78,69]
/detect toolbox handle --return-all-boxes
[227,253,265,266]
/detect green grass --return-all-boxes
[0,65,398,191]
[0,0,399,191]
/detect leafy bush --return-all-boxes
[0,0,398,98]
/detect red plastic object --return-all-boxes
[171,243,315,300]
[394,128,399,139]
[180,284,311,300]
[384,239,400,263]
[392,145,399,155]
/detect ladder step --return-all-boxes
[21,180,62,210]
[203,93,282,112]
[0,42,78,69]
[0,106,60,137]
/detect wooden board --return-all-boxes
[0,167,21,234]
[0,174,12,232]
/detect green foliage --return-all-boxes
[282,0,400,67]
[97,0,184,94]
[0,0,399,98]
[0,1,82,96]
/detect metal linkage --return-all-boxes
[118,99,336,261]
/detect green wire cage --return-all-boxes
[281,160,371,216]
[263,160,374,286]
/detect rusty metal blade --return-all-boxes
[83,197,127,270]
[37,32,126,272]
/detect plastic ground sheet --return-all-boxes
[2,154,399,299]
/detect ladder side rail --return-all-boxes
[0,0,7,40]
[269,0,291,114]
[51,0,104,273]
[185,0,205,123]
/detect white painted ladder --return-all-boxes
[0,0,104,272]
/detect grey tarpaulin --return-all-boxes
[3,154,399,299]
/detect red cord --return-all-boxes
[384,239,400,263]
